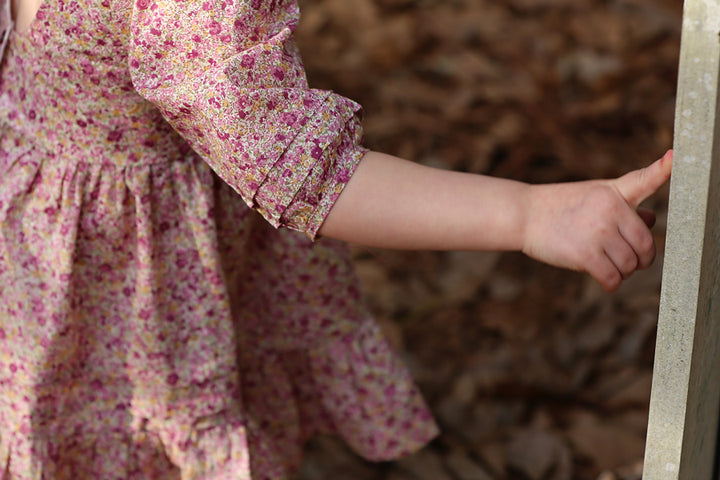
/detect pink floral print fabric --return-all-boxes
[0,0,439,477]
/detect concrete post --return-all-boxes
[643,1,720,478]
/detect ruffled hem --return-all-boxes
[240,321,439,471]
[0,321,438,480]
[0,422,251,479]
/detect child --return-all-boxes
[0,0,670,478]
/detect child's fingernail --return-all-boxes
[658,150,671,169]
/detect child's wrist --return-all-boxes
[514,182,533,254]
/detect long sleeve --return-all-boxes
[128,0,366,238]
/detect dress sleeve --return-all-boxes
[128,0,367,238]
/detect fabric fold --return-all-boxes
[239,321,439,469]
[308,322,439,461]
[0,423,252,479]
[140,414,252,480]
[254,95,367,236]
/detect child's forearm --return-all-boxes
[319,149,673,292]
[319,151,530,251]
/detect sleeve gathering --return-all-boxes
[128,0,367,238]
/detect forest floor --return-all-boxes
[294,0,682,478]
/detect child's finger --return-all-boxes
[604,234,639,280]
[587,250,623,292]
[636,207,656,228]
[619,207,657,269]
[613,150,673,208]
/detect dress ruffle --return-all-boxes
[0,416,251,479]
[0,326,436,480]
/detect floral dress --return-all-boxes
[0,0,438,478]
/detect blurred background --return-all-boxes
[294,0,681,478]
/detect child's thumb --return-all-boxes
[613,150,673,208]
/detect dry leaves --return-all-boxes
[295,0,680,478]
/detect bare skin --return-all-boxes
[319,150,673,292]
[10,0,43,33]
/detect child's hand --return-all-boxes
[522,150,673,292]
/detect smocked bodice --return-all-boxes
[1,0,201,165]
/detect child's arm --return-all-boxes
[318,150,673,292]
